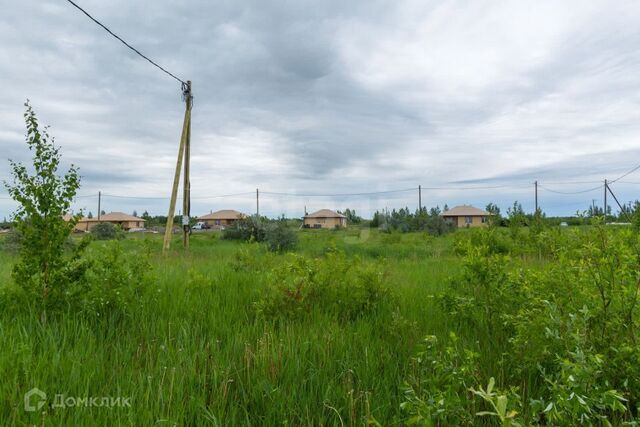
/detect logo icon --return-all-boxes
[24,388,46,412]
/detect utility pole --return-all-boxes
[592,199,596,216]
[256,188,260,217]
[163,81,193,254]
[418,185,422,213]
[182,83,192,250]
[534,181,538,213]
[97,191,101,222]
[604,179,608,224]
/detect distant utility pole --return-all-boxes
[163,81,193,254]
[256,188,260,217]
[592,199,596,215]
[97,191,101,222]
[534,181,538,212]
[418,185,422,213]
[604,179,608,224]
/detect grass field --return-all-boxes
[1,225,638,425]
[0,228,464,425]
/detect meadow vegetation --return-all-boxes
[2,223,639,425]
[1,104,639,425]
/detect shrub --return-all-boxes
[264,221,297,252]
[80,242,152,320]
[91,222,119,240]
[424,214,454,236]
[91,222,116,240]
[222,216,265,242]
[407,225,640,425]
[401,334,481,426]
[256,249,391,321]
[1,229,23,253]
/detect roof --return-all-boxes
[441,205,491,217]
[198,209,244,220]
[304,209,346,219]
[78,212,145,222]
[100,212,145,222]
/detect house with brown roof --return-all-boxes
[72,212,145,232]
[441,205,491,228]
[303,209,347,229]
[198,209,244,229]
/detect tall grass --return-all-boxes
[0,229,460,425]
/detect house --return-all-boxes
[198,209,244,229]
[441,205,491,228]
[71,212,146,232]
[303,209,347,229]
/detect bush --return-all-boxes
[264,221,297,252]
[1,229,22,253]
[404,225,640,425]
[90,222,119,240]
[222,216,265,242]
[80,242,152,320]
[256,249,391,321]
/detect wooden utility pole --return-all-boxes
[163,81,193,254]
[256,188,259,217]
[182,89,191,249]
[97,191,101,222]
[418,185,422,213]
[604,179,608,224]
[534,181,538,212]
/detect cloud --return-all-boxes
[1,0,640,218]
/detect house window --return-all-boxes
[464,216,473,225]
[215,220,221,225]
[481,216,487,223]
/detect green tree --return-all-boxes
[4,102,85,322]
[339,208,362,224]
[485,202,500,216]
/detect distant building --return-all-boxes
[441,205,491,228]
[69,212,145,232]
[303,209,347,229]
[198,209,244,229]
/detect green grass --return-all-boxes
[0,228,475,425]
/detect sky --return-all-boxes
[1,0,640,219]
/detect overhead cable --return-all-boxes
[65,0,186,85]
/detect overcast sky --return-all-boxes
[2,0,640,219]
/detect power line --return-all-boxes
[539,184,602,195]
[610,162,640,183]
[428,184,530,190]
[538,180,603,185]
[98,191,255,200]
[64,0,186,85]
[261,188,417,198]
[193,191,256,200]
